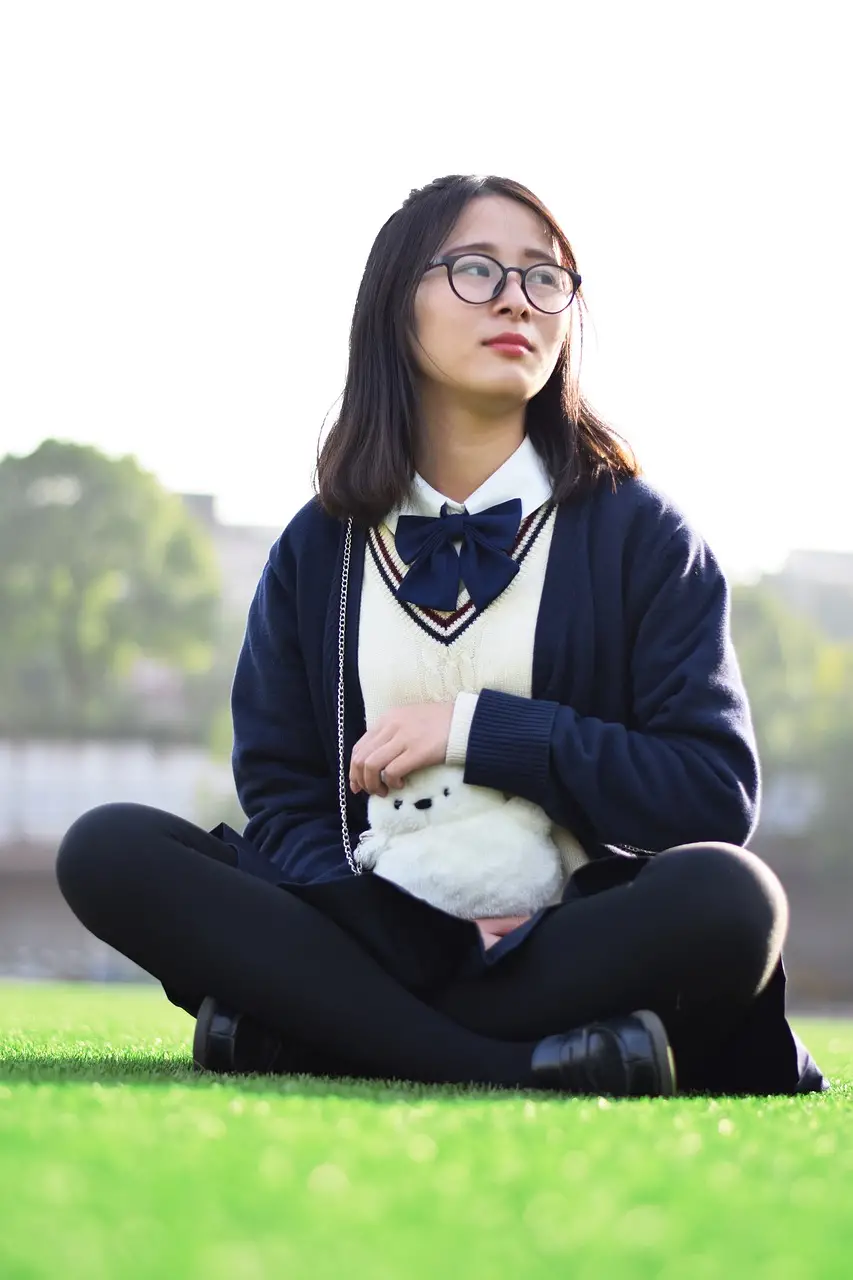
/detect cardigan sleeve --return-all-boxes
[462,509,761,852]
[230,535,353,883]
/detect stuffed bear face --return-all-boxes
[367,765,506,837]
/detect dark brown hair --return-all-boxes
[316,174,639,524]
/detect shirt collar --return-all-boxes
[385,435,553,533]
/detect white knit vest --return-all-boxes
[358,504,589,884]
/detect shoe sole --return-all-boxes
[193,996,284,1076]
[192,995,235,1073]
[633,1009,677,1096]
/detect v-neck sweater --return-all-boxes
[360,502,590,884]
[230,475,760,885]
[366,434,557,767]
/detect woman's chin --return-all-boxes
[458,372,538,407]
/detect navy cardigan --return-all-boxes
[230,476,760,885]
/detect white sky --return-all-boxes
[1,1,850,580]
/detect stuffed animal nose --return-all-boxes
[414,798,433,811]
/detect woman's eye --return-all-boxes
[528,267,558,287]
[454,257,493,279]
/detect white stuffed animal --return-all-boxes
[355,764,570,919]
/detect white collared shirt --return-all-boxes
[385,434,553,532]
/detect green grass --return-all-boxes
[1,984,851,1280]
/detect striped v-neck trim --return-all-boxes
[366,502,556,645]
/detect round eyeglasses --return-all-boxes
[424,253,581,314]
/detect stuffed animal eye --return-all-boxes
[443,788,451,797]
[393,799,403,810]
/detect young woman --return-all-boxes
[56,174,827,1097]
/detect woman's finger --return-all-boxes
[350,726,393,791]
[380,749,420,791]
[350,728,380,769]
[361,739,405,796]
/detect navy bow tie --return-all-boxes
[394,498,523,612]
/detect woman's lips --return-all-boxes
[485,340,531,356]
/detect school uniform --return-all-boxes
[210,438,827,1095]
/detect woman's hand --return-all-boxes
[350,703,454,796]
[474,915,532,949]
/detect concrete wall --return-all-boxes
[0,738,238,981]
[0,858,148,982]
[0,738,235,845]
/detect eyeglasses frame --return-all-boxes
[423,252,582,314]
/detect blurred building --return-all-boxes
[180,491,284,619]
[781,549,853,587]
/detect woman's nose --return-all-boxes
[495,271,530,313]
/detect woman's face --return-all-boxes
[412,194,572,409]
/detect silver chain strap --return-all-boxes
[337,517,362,875]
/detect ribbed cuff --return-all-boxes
[464,688,558,801]
[445,692,480,766]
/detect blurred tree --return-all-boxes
[731,582,853,867]
[0,439,222,738]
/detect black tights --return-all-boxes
[55,803,789,1091]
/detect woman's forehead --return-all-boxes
[444,194,558,259]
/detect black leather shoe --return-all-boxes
[192,997,354,1077]
[192,996,282,1075]
[531,1009,676,1097]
